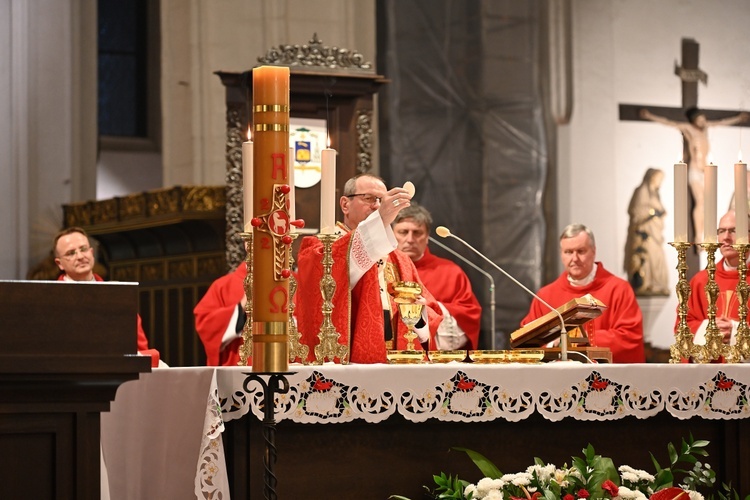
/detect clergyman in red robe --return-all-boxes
[296,174,443,364]
[392,202,482,350]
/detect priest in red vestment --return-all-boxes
[194,262,248,366]
[392,203,482,350]
[682,210,748,346]
[53,227,161,367]
[296,174,443,364]
[521,224,645,363]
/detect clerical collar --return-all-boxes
[567,263,597,287]
[62,274,96,282]
[723,256,750,271]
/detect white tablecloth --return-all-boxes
[102,363,750,499]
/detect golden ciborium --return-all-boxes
[387,281,426,364]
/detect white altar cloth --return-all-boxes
[102,363,750,499]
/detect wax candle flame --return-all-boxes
[327,135,331,148]
[247,128,252,141]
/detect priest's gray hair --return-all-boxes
[343,173,386,196]
[560,223,596,248]
[392,201,433,232]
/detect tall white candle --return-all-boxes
[703,162,717,243]
[735,159,748,244]
[674,161,688,242]
[320,148,337,234]
[242,132,253,232]
[288,146,296,226]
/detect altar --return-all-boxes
[100,363,750,499]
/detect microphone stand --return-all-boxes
[436,227,571,361]
[429,236,496,350]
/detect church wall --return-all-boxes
[159,0,376,188]
[565,0,750,348]
[0,0,97,278]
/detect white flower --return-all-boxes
[464,484,477,497]
[614,485,648,499]
[619,464,655,484]
[485,490,504,500]
[500,472,533,487]
[475,477,503,497]
[526,463,556,482]
[687,491,704,500]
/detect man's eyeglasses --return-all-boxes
[60,245,92,261]
[345,193,382,205]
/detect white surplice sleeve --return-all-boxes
[347,210,398,288]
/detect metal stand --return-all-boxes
[244,372,294,500]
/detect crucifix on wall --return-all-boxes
[620,38,749,252]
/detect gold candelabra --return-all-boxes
[286,233,309,364]
[314,233,349,364]
[669,242,694,363]
[729,243,750,362]
[238,232,254,366]
[693,242,723,363]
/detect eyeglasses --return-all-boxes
[345,193,382,205]
[60,245,92,261]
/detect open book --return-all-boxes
[510,294,607,348]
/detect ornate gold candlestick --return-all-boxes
[730,243,750,362]
[694,242,723,363]
[314,233,349,364]
[286,233,309,364]
[387,281,426,364]
[238,232,254,366]
[670,241,695,363]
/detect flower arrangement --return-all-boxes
[390,435,747,500]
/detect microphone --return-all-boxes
[428,235,497,350]
[435,226,571,362]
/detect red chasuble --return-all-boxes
[296,232,442,364]
[194,263,247,366]
[520,263,645,363]
[58,273,160,367]
[414,248,482,349]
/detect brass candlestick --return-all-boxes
[286,233,309,364]
[730,243,750,362]
[694,242,723,363]
[314,233,349,364]
[670,241,694,363]
[238,232,254,366]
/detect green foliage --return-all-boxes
[391,435,747,500]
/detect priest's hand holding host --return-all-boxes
[295,174,443,364]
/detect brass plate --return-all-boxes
[387,350,426,364]
[468,349,545,364]
[429,350,468,363]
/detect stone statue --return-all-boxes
[624,168,670,296]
